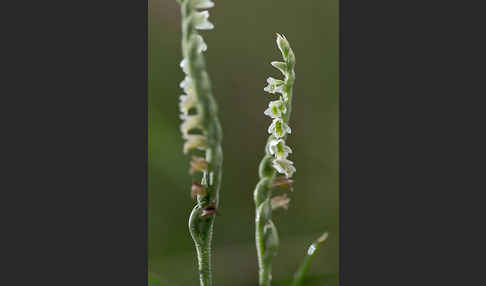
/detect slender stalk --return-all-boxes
[291,232,329,286]
[255,179,275,286]
[176,1,222,285]
[254,34,296,286]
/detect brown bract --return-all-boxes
[191,182,207,199]
[189,155,208,174]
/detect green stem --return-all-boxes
[189,204,216,286]
[254,37,295,284]
[255,180,274,285]
[178,1,222,285]
[195,232,212,285]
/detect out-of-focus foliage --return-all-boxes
[149,0,338,285]
[149,272,166,286]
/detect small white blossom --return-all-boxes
[183,134,208,154]
[264,100,286,119]
[179,76,194,94]
[268,139,292,159]
[179,76,190,89]
[263,77,285,94]
[180,58,189,74]
[193,11,214,30]
[268,118,291,138]
[179,94,197,116]
[191,0,215,9]
[180,114,203,137]
[272,158,296,178]
[276,33,290,56]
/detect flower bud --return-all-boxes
[276,33,290,58]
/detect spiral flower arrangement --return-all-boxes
[253,33,297,286]
[264,34,297,179]
[170,3,329,283]
[176,1,223,285]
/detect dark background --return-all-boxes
[149,0,338,285]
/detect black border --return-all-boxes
[5,0,482,284]
[7,0,149,284]
[339,1,483,284]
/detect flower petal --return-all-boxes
[179,94,197,115]
[183,134,208,153]
[271,61,287,76]
[180,58,189,74]
[193,11,214,30]
[272,158,296,178]
[191,0,215,9]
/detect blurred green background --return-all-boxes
[149,0,338,285]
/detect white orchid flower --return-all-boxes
[268,139,292,159]
[268,118,291,138]
[193,11,214,30]
[272,158,296,178]
[264,99,286,119]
